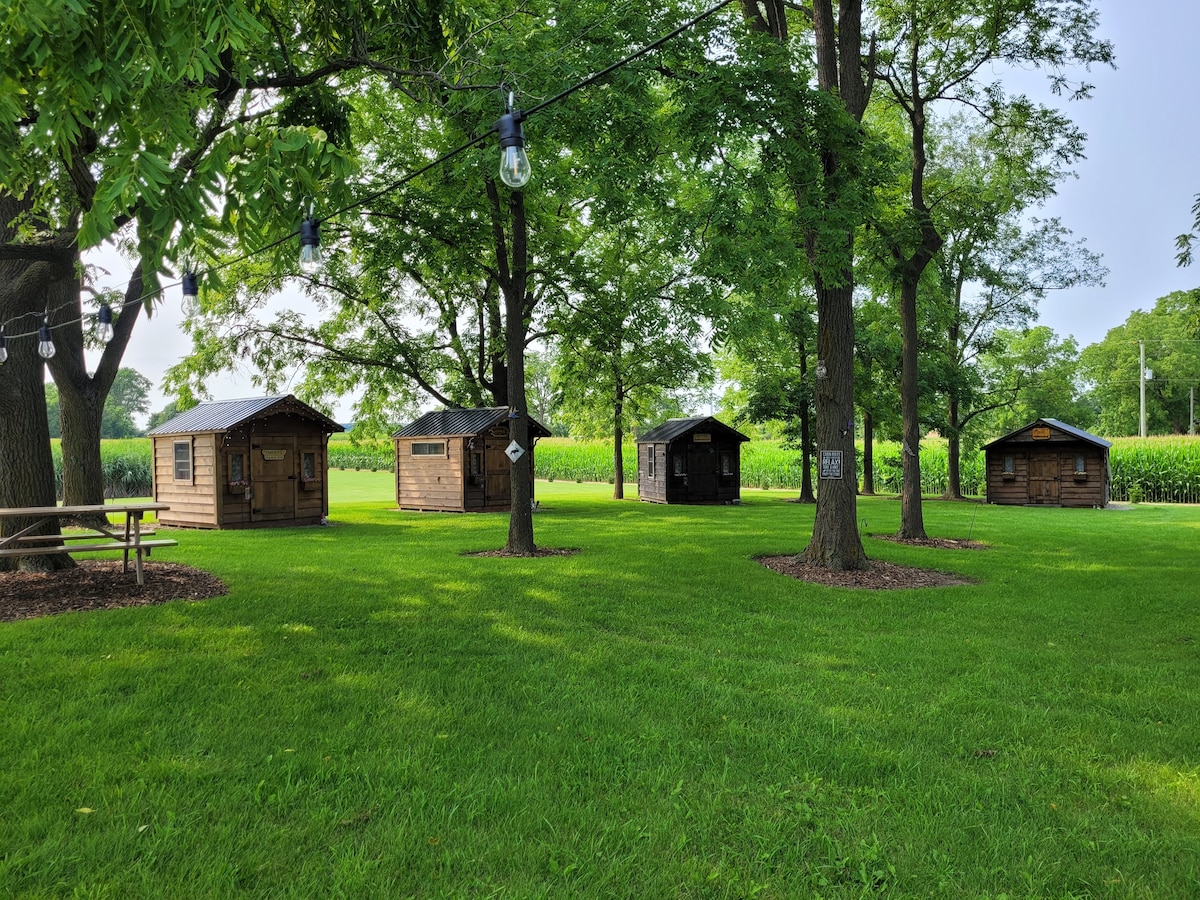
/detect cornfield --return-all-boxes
[1108,437,1200,503]
[328,440,394,472]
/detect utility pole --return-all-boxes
[1139,340,1147,438]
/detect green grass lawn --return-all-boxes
[2,474,1198,897]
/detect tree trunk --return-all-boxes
[896,88,940,540]
[502,190,535,554]
[795,0,869,570]
[801,274,866,569]
[797,348,815,503]
[612,391,625,500]
[944,397,963,500]
[57,376,107,518]
[861,410,875,494]
[897,273,926,539]
[0,194,75,571]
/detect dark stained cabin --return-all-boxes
[147,395,343,528]
[637,416,749,504]
[392,408,551,512]
[983,418,1112,508]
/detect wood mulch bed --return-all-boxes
[463,547,580,558]
[0,561,228,623]
[758,535,983,589]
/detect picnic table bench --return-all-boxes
[0,503,176,586]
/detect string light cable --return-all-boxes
[0,0,739,360]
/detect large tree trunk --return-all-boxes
[861,410,875,494]
[795,0,868,569]
[801,274,866,569]
[612,390,625,500]
[897,274,926,538]
[0,194,76,571]
[500,189,535,554]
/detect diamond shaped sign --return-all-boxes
[505,440,526,463]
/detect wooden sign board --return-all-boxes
[693,433,712,442]
[261,449,288,460]
[1031,427,1051,440]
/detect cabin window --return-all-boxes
[302,452,316,480]
[673,453,686,476]
[411,441,447,457]
[1003,455,1014,474]
[647,450,656,479]
[173,440,193,483]
[228,452,245,484]
[720,452,734,476]
[1074,455,1087,475]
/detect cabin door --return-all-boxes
[687,444,719,501]
[483,433,511,505]
[251,436,298,522]
[1028,453,1060,504]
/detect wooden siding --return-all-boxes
[986,445,1107,508]
[396,437,467,511]
[153,415,332,529]
[639,438,742,505]
[394,429,531,512]
[638,443,668,503]
[153,433,219,527]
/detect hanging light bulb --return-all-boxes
[37,318,55,360]
[182,270,200,316]
[0,325,7,365]
[96,303,114,343]
[299,217,324,274]
[496,111,531,189]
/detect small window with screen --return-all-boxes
[174,440,193,482]
[411,441,446,456]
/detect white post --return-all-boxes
[1191,387,1196,437]
[1139,340,1147,438]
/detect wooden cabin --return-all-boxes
[983,417,1111,508]
[147,395,343,528]
[637,416,749,505]
[392,408,551,512]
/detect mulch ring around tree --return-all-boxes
[463,547,581,559]
[0,561,228,623]
[758,539,980,590]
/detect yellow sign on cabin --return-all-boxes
[1031,427,1051,440]
[261,449,288,460]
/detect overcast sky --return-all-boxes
[103,0,1199,422]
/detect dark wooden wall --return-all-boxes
[986,442,1107,508]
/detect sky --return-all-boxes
[100,0,1199,424]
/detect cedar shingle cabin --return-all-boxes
[392,408,551,512]
[638,416,750,504]
[983,417,1112,508]
[147,395,343,528]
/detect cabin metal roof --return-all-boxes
[392,407,552,439]
[147,395,344,436]
[983,417,1111,450]
[637,416,750,444]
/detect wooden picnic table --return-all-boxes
[0,502,176,586]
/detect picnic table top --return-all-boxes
[0,502,170,518]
